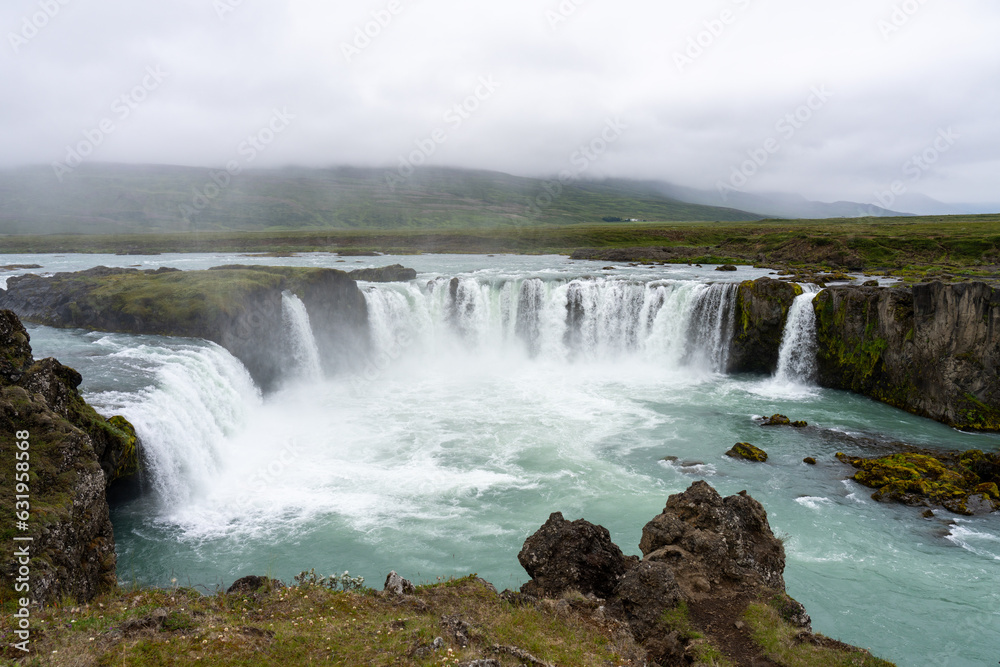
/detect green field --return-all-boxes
[2,215,998,281]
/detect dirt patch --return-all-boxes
[688,594,781,667]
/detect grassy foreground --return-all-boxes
[2,215,998,281]
[0,576,895,666]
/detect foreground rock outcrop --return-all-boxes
[517,481,888,666]
[0,265,370,390]
[814,281,1000,431]
[1,310,138,605]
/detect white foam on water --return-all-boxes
[795,496,834,511]
[946,522,1000,560]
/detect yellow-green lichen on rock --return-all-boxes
[729,278,803,374]
[837,449,1000,516]
[727,442,769,463]
[814,282,1000,432]
[106,414,140,483]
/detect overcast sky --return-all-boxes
[2,0,998,204]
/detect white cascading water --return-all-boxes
[774,286,823,385]
[281,291,323,381]
[362,277,737,373]
[97,342,262,507]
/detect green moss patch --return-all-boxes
[837,450,1000,515]
[745,601,896,667]
[727,443,769,463]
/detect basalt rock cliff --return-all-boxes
[732,277,1000,431]
[1,310,138,606]
[728,277,803,374]
[814,281,1000,431]
[0,265,370,391]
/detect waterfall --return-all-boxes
[685,282,738,372]
[281,291,323,381]
[774,287,822,385]
[363,277,739,372]
[99,342,262,506]
[515,278,544,357]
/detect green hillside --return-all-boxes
[0,164,759,235]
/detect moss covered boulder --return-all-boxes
[728,278,803,373]
[760,414,808,427]
[726,442,769,462]
[1,310,138,605]
[837,449,1000,515]
[0,265,370,390]
[814,282,1000,431]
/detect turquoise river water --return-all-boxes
[2,252,998,666]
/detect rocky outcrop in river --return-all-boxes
[728,277,803,374]
[1,310,138,605]
[0,265,370,390]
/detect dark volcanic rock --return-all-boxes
[607,561,683,641]
[759,414,808,427]
[1,310,138,605]
[814,281,1000,431]
[348,264,417,282]
[517,512,636,599]
[227,576,285,594]
[639,481,785,599]
[517,481,817,663]
[728,278,802,374]
[0,309,32,382]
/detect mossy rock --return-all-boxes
[106,415,140,483]
[760,414,808,427]
[762,414,792,426]
[838,450,1000,515]
[729,278,803,374]
[974,482,999,499]
[726,442,768,463]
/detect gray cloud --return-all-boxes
[2,0,998,205]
